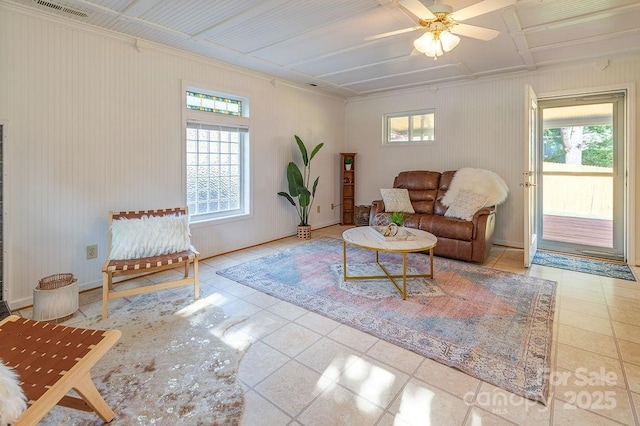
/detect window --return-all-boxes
[185,87,249,222]
[384,110,435,145]
[186,91,242,116]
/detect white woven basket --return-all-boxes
[33,278,79,322]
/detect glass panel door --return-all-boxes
[538,92,625,261]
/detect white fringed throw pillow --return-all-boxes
[0,360,27,426]
[109,214,191,260]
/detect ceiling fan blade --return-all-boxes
[450,0,516,22]
[364,25,422,41]
[450,23,500,41]
[399,0,435,20]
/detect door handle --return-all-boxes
[519,182,537,187]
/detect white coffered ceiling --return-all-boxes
[7,0,640,97]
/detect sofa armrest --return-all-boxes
[369,200,385,224]
[471,206,496,240]
[472,206,495,220]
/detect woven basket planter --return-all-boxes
[297,225,311,240]
[33,273,79,323]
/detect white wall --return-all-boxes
[345,57,639,263]
[1,4,638,309]
[0,5,344,308]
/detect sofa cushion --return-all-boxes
[393,171,441,214]
[380,188,415,213]
[434,171,456,215]
[444,190,488,221]
[419,215,474,241]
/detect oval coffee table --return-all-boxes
[342,226,438,300]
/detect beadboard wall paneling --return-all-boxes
[0,6,344,308]
[346,57,639,259]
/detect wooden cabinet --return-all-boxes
[340,153,356,225]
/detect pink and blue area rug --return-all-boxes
[217,237,557,404]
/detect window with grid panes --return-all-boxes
[186,122,247,220]
[384,109,435,145]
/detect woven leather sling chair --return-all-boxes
[0,315,121,424]
[102,207,200,319]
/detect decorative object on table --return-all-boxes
[32,273,79,323]
[372,212,392,226]
[389,211,405,226]
[383,223,399,237]
[339,153,357,225]
[278,135,324,239]
[372,225,418,241]
[217,237,557,404]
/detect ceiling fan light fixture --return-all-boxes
[413,29,459,59]
[440,30,460,52]
[413,31,435,52]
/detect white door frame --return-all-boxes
[524,85,539,267]
[537,83,636,265]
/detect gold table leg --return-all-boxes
[343,242,434,300]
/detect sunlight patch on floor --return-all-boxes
[176,293,230,318]
[342,355,398,409]
[395,382,435,424]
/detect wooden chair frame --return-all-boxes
[102,207,200,319]
[0,315,121,425]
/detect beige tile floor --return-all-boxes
[15,224,640,425]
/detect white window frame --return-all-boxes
[183,84,251,224]
[383,109,436,146]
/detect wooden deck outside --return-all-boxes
[542,214,613,248]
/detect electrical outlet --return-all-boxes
[331,203,335,210]
[317,205,320,213]
[86,245,98,259]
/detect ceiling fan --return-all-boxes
[367,0,516,59]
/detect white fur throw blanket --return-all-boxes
[442,168,509,207]
[0,360,26,426]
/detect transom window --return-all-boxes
[186,91,242,116]
[185,87,249,222]
[384,110,435,145]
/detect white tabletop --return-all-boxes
[342,226,437,252]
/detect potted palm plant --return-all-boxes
[278,135,324,239]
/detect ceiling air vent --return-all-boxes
[35,0,89,18]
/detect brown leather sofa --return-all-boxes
[369,170,496,263]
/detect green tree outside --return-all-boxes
[543,125,613,168]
